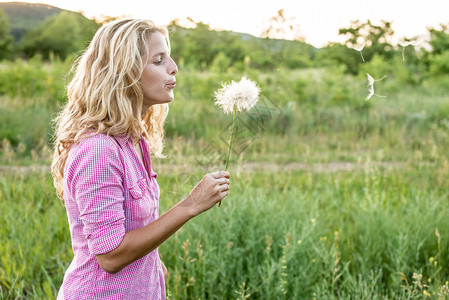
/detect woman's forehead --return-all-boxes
[146,32,169,55]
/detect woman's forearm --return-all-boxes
[95,171,230,274]
[96,201,196,274]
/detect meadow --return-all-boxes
[1,56,449,299]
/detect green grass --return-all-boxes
[1,61,449,298]
[0,172,71,299]
[1,153,449,298]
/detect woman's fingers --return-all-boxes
[218,183,229,192]
[217,178,230,185]
[187,171,231,211]
[212,171,230,179]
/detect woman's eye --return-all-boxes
[154,59,163,65]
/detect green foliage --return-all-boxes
[2,12,449,298]
[1,153,449,298]
[0,8,12,60]
[327,20,397,75]
[0,56,70,100]
[168,20,315,71]
[339,19,394,47]
[0,56,72,152]
[0,2,62,42]
[21,11,99,59]
[0,9,9,39]
[316,43,365,75]
[0,173,71,298]
[428,24,449,55]
[359,54,391,78]
[428,51,449,76]
[210,52,232,73]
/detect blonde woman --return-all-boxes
[52,18,230,299]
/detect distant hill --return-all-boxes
[0,2,64,41]
[0,2,317,66]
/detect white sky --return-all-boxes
[4,0,449,47]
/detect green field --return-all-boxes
[1,150,449,299]
[1,55,449,299]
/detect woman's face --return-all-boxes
[140,31,178,111]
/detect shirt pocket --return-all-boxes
[128,178,154,221]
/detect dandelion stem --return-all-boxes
[219,105,237,207]
[224,106,237,172]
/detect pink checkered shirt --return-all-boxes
[57,133,165,300]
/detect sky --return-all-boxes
[4,0,449,47]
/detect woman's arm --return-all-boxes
[95,171,230,274]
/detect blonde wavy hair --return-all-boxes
[52,18,169,199]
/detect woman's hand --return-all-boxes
[182,171,231,216]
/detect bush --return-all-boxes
[0,56,70,102]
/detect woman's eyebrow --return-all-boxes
[151,52,167,58]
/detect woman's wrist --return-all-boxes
[178,195,200,218]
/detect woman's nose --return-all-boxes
[169,58,178,75]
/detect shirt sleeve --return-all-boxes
[66,136,126,255]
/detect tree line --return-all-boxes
[1,7,449,78]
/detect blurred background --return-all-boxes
[1,1,449,299]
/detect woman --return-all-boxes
[51,18,230,299]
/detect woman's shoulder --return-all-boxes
[64,133,126,197]
[78,133,121,148]
[69,133,124,163]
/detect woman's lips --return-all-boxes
[166,81,176,89]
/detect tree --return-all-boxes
[260,9,304,41]
[21,11,98,59]
[339,19,394,47]
[425,23,449,76]
[168,20,217,68]
[258,9,311,70]
[428,23,449,55]
[315,43,359,74]
[168,19,246,70]
[332,20,396,74]
[0,8,13,59]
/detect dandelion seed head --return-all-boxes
[215,77,260,114]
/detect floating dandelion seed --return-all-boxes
[366,73,387,100]
[399,38,423,61]
[215,77,260,206]
[352,43,366,62]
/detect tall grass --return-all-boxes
[1,58,449,298]
[0,172,71,298]
[1,58,449,165]
[1,152,448,298]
